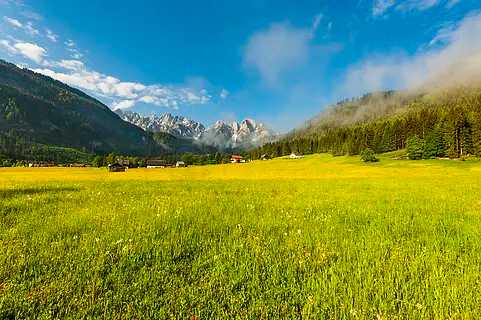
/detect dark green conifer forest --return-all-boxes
[251,88,481,160]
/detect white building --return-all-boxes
[289,153,304,159]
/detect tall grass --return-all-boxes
[1,155,481,318]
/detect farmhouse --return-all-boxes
[231,155,245,163]
[117,159,130,167]
[69,163,88,168]
[289,153,304,159]
[108,163,126,172]
[28,161,55,167]
[176,161,187,167]
[261,154,271,160]
[146,159,172,168]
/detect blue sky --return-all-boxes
[0,0,480,132]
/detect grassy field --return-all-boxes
[1,154,481,319]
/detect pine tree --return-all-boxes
[423,127,444,159]
[473,111,481,156]
[406,136,424,160]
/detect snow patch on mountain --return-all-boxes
[115,110,205,139]
[115,109,274,150]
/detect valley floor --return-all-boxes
[1,154,481,318]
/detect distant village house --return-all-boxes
[176,161,187,168]
[28,161,55,167]
[289,153,304,159]
[117,159,130,167]
[70,163,89,168]
[108,163,126,172]
[146,159,171,168]
[231,155,246,163]
[261,154,271,161]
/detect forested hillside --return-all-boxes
[0,59,161,158]
[252,88,481,159]
[0,59,260,162]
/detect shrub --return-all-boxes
[331,149,345,157]
[0,159,13,167]
[361,148,379,162]
[91,155,105,167]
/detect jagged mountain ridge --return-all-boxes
[115,109,274,150]
[115,110,205,139]
[204,119,273,149]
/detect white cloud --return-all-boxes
[3,16,40,36]
[311,13,323,36]
[46,29,58,42]
[63,40,83,59]
[13,42,46,63]
[65,39,75,47]
[3,16,23,28]
[0,40,46,63]
[341,13,481,96]
[32,62,212,110]
[244,22,312,86]
[55,59,84,71]
[70,51,83,59]
[373,0,446,17]
[21,10,42,21]
[446,0,461,8]
[113,82,146,99]
[220,89,229,99]
[396,0,440,12]
[139,95,156,103]
[373,0,396,16]
[0,39,18,54]
[427,23,456,47]
[327,22,333,32]
[23,21,39,36]
[112,100,136,110]
[33,68,98,91]
[0,0,23,5]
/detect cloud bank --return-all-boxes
[341,12,481,96]
[33,60,211,110]
[244,22,312,86]
[243,11,334,89]
[0,39,46,63]
[0,5,216,112]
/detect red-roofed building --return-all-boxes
[230,155,245,163]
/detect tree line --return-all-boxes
[0,131,93,166]
[90,152,245,168]
[0,127,248,167]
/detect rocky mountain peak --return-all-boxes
[115,109,275,150]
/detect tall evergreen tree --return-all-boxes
[473,111,481,156]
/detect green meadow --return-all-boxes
[1,154,481,319]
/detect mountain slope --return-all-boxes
[253,87,481,159]
[297,91,421,136]
[0,59,160,156]
[116,109,274,150]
